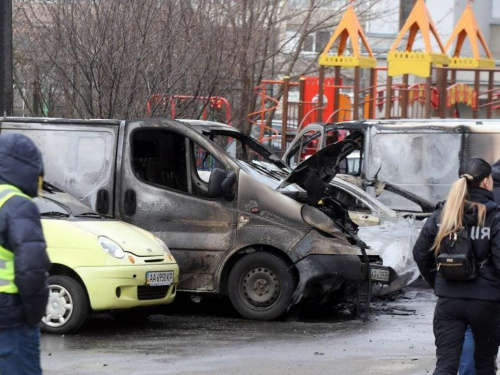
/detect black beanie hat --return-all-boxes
[458,157,492,185]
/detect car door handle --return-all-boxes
[124,189,136,216]
[96,189,109,214]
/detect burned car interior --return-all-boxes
[285,127,364,176]
[132,128,227,199]
[200,126,369,243]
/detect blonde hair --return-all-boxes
[432,176,486,255]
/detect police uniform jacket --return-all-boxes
[413,188,500,301]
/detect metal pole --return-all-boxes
[438,67,448,119]
[281,76,289,153]
[385,75,392,119]
[334,66,341,122]
[473,70,480,119]
[401,74,408,119]
[318,66,325,122]
[0,0,13,116]
[368,68,375,119]
[424,76,432,118]
[353,67,360,120]
[298,77,305,126]
[487,70,494,119]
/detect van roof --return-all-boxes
[1,117,121,126]
[304,119,500,133]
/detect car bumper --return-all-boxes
[291,254,396,306]
[75,263,180,310]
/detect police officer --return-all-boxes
[0,133,50,375]
[413,158,500,375]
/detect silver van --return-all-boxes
[0,117,394,320]
[284,119,500,209]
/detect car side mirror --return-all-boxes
[208,168,226,198]
[208,169,236,201]
[221,171,236,201]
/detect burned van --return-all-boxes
[0,117,394,320]
[284,119,500,210]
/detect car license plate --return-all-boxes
[146,271,173,286]
[370,268,390,282]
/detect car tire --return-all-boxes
[41,275,89,334]
[228,252,296,321]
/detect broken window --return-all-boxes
[325,129,350,146]
[132,128,225,198]
[287,130,322,167]
[328,185,372,213]
[132,129,188,193]
[193,142,225,184]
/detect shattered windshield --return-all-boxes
[202,129,290,181]
[35,182,104,217]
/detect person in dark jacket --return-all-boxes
[457,159,500,375]
[492,159,500,203]
[0,133,50,375]
[413,157,500,375]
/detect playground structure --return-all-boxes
[146,94,232,125]
[247,0,500,153]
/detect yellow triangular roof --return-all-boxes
[445,1,494,68]
[390,0,446,54]
[319,1,375,68]
[388,0,449,77]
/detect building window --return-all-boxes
[284,28,330,55]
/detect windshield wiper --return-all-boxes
[74,212,113,219]
[245,161,282,181]
[41,211,70,218]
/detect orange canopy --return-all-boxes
[387,0,449,77]
[445,1,494,68]
[319,1,375,68]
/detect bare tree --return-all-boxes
[13,0,390,131]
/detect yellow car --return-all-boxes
[35,184,179,334]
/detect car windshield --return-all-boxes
[202,129,291,180]
[35,182,100,217]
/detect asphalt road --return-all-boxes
[41,282,438,375]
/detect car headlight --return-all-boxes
[154,235,172,255]
[98,236,125,259]
[301,205,345,238]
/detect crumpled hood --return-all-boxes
[0,133,43,197]
[278,131,363,203]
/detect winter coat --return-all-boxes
[412,188,500,301]
[0,133,50,329]
[492,159,500,203]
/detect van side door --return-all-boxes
[117,121,237,292]
[367,129,462,205]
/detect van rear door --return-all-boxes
[0,118,120,215]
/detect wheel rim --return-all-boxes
[43,284,74,328]
[241,266,281,309]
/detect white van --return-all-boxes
[284,119,500,209]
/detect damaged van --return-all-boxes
[181,119,430,295]
[284,119,500,209]
[0,117,395,320]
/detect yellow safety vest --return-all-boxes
[0,184,31,294]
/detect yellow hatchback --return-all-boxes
[35,184,179,334]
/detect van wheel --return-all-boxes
[228,252,296,320]
[41,275,89,334]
